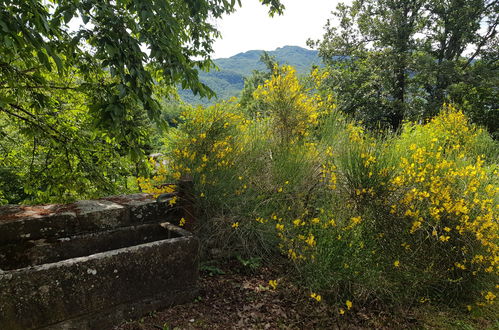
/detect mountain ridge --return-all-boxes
[179,45,321,105]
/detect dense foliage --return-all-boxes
[0,0,283,204]
[0,68,147,204]
[309,0,498,134]
[141,65,498,316]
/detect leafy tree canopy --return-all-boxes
[0,0,284,132]
[310,0,498,132]
[0,0,285,204]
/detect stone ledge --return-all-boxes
[0,194,182,244]
[41,287,199,330]
[101,194,179,224]
[0,223,199,330]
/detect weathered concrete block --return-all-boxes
[101,194,181,225]
[0,200,128,244]
[0,189,197,329]
[0,197,177,244]
[0,222,199,330]
[71,199,127,231]
[0,204,78,244]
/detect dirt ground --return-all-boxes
[114,261,411,330]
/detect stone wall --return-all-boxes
[0,193,182,244]
[0,191,199,330]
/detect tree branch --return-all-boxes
[0,105,65,143]
[463,17,498,69]
[0,84,78,90]
[7,103,69,141]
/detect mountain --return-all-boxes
[179,45,321,105]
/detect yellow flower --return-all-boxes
[394,260,400,267]
[168,196,178,206]
[339,308,345,315]
[277,187,283,192]
[410,220,422,233]
[346,300,352,310]
[255,217,266,224]
[275,223,284,231]
[268,280,278,290]
[484,291,496,303]
[350,216,362,225]
[305,234,316,247]
[419,297,430,303]
[310,293,321,302]
[439,235,450,242]
[179,217,186,227]
[232,222,239,229]
[293,219,303,226]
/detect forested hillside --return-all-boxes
[178,46,321,104]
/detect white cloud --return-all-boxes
[212,0,350,59]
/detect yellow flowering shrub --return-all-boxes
[138,101,251,231]
[331,120,395,209]
[136,157,176,199]
[387,105,498,305]
[253,65,326,143]
[139,62,496,314]
[261,104,497,309]
[165,101,247,185]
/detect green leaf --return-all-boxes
[63,11,73,24]
[52,54,64,74]
[0,20,10,32]
[81,14,90,24]
[37,50,52,71]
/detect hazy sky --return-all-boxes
[212,0,349,59]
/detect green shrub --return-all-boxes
[140,68,498,314]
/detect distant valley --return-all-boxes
[179,45,321,105]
